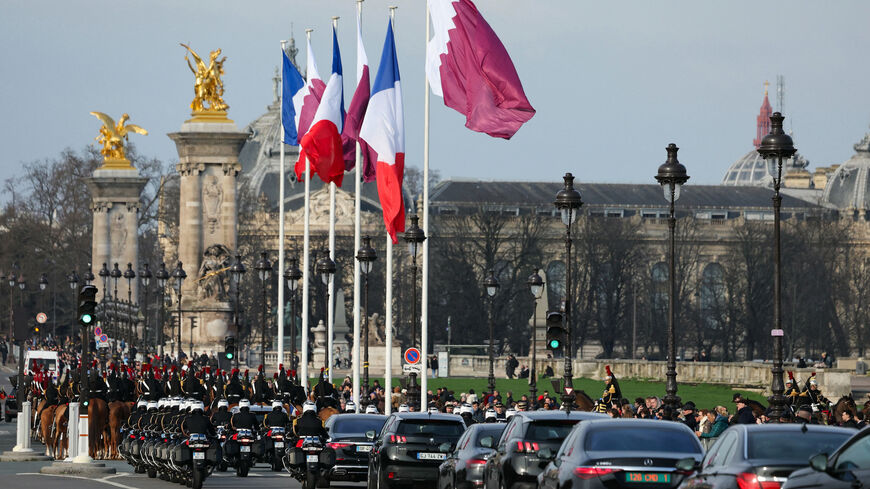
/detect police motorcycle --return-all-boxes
[263,400,290,472]
[222,399,257,477]
[210,399,232,472]
[119,400,150,474]
[181,400,221,489]
[284,401,336,489]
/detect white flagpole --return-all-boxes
[420,2,431,413]
[327,15,339,385]
[301,27,314,392]
[277,40,287,373]
[384,235,393,416]
[352,0,364,414]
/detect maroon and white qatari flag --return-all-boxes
[426,0,535,140]
[341,8,376,182]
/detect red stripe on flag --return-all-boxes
[376,154,405,243]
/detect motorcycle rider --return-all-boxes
[264,400,290,430]
[230,399,258,433]
[180,401,215,437]
[293,401,327,438]
[211,399,232,427]
[225,369,245,405]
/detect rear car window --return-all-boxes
[585,426,702,454]
[747,431,850,461]
[397,420,465,438]
[332,417,386,436]
[474,426,506,446]
[525,421,579,442]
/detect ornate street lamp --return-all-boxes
[483,269,500,395]
[171,262,186,360]
[315,251,335,371]
[403,214,426,409]
[139,263,152,351]
[757,112,796,420]
[38,273,48,337]
[255,251,272,367]
[230,255,246,368]
[553,173,583,409]
[527,270,544,407]
[68,271,79,339]
[110,263,122,341]
[124,263,136,346]
[7,266,16,340]
[284,257,302,373]
[655,143,690,410]
[83,266,94,286]
[155,262,170,357]
[356,235,377,399]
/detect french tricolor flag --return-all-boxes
[298,27,346,187]
[359,20,405,242]
[427,0,535,139]
[281,48,304,145]
[293,38,328,181]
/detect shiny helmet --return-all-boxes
[345,401,356,413]
[484,408,497,421]
[505,408,517,419]
[303,401,316,414]
[271,400,283,410]
[136,400,147,409]
[365,404,378,414]
[239,399,251,409]
[191,401,205,413]
[217,399,229,409]
[398,404,410,413]
[147,401,158,411]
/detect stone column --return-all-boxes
[90,201,111,302]
[221,162,240,253]
[177,162,204,296]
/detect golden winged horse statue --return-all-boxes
[181,43,229,114]
[89,112,148,168]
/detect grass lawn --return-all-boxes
[330,376,752,411]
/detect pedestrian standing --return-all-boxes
[0,338,7,365]
[431,355,438,378]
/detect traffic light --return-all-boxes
[78,285,98,327]
[545,311,565,352]
[224,336,235,360]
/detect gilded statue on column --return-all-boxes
[181,43,230,119]
[89,112,148,169]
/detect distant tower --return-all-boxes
[753,81,772,149]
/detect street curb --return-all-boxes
[0,450,52,462]
[39,461,116,475]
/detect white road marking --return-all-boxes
[16,472,139,489]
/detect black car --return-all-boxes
[485,410,607,489]
[438,423,507,489]
[367,412,467,489]
[324,413,387,483]
[782,426,870,489]
[537,418,703,489]
[677,423,854,489]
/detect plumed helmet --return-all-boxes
[809,378,818,386]
[303,401,316,413]
[605,365,613,380]
[239,399,251,409]
[365,404,378,414]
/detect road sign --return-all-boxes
[402,364,422,373]
[99,334,108,342]
[404,347,421,364]
[36,312,47,324]
[94,327,102,336]
[771,329,784,337]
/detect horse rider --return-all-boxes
[168,366,183,397]
[264,400,291,430]
[210,399,232,428]
[293,401,327,438]
[140,364,163,401]
[312,368,339,411]
[230,399,258,434]
[89,361,108,402]
[120,367,135,402]
[800,373,829,409]
[225,368,245,405]
[597,365,622,413]
[182,365,205,401]
[252,365,273,404]
[106,364,122,403]
[785,371,801,405]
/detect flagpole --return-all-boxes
[277,40,287,373]
[420,1,431,413]
[301,27,314,392]
[352,0,364,414]
[384,235,393,416]
[327,15,340,385]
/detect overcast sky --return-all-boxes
[4,1,870,188]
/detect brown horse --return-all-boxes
[39,405,58,457]
[832,395,857,425]
[88,398,108,459]
[318,406,339,422]
[572,390,596,412]
[106,401,130,460]
[52,404,69,460]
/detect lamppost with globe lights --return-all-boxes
[38,273,48,337]
[171,262,186,360]
[403,214,426,408]
[230,255,246,368]
[527,270,544,406]
[111,263,122,343]
[284,257,302,372]
[356,235,377,397]
[155,263,170,358]
[255,252,272,367]
[139,263,152,351]
[553,173,583,408]
[315,250,336,372]
[483,269,500,395]
[757,112,797,421]
[655,143,690,410]
[68,271,79,337]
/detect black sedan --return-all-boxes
[324,413,387,483]
[677,423,854,489]
[485,410,607,489]
[367,412,467,489]
[537,418,704,489]
[438,423,507,489]
[782,426,870,489]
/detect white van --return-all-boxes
[23,350,60,381]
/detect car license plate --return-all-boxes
[240,445,251,453]
[625,472,671,483]
[275,442,284,448]
[193,452,205,460]
[357,445,372,452]
[417,452,446,460]
[307,454,319,462]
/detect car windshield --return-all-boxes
[585,426,702,454]
[747,431,850,461]
[397,420,465,438]
[332,417,386,437]
[526,421,579,442]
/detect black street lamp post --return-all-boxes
[403,214,426,409]
[284,258,302,373]
[527,270,544,407]
[483,270,500,395]
[553,173,583,409]
[155,263,169,358]
[655,143,690,410]
[255,252,272,367]
[230,255,246,368]
[7,266,17,341]
[68,271,79,338]
[757,112,796,421]
[110,263,121,345]
[315,251,335,372]
[38,273,48,337]
[356,236,377,398]
[140,263,152,352]
[171,262,186,360]
[124,263,136,346]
